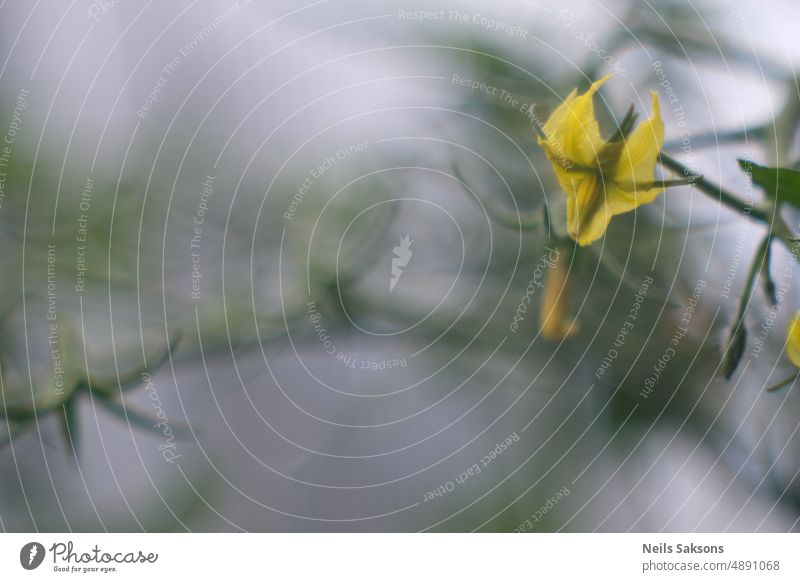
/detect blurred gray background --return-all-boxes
[1,0,800,532]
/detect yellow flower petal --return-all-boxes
[565,173,614,246]
[614,91,664,189]
[606,183,662,216]
[538,78,667,246]
[540,74,613,169]
[549,163,592,209]
[786,312,800,368]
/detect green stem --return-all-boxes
[659,151,797,246]
[663,126,765,151]
[721,234,772,378]
[95,394,189,438]
[658,151,769,223]
[451,161,544,230]
[739,234,772,317]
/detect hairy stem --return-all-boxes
[658,151,769,222]
[658,151,796,245]
[738,234,772,322]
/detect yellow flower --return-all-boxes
[537,75,665,246]
[786,312,800,367]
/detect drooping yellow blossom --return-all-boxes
[785,312,800,367]
[537,75,665,246]
[540,242,577,340]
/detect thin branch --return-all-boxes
[658,151,770,223]
[451,161,544,230]
[721,234,772,378]
[767,372,800,392]
[664,127,765,151]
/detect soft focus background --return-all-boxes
[1,0,800,532]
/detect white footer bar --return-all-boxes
[1,533,797,580]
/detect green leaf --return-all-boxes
[738,159,800,208]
